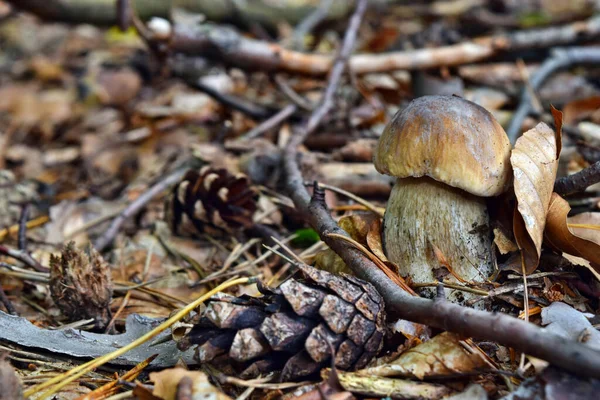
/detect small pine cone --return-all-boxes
[179,264,386,381]
[49,242,113,329]
[167,167,257,235]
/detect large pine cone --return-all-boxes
[168,167,257,235]
[179,263,386,381]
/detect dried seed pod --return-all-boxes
[182,264,386,381]
[167,167,258,235]
[49,242,112,329]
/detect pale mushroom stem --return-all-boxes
[382,177,494,304]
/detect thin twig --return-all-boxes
[17,204,30,251]
[274,75,314,111]
[94,168,187,251]
[184,79,274,120]
[239,104,297,140]
[0,244,47,272]
[507,47,600,143]
[554,160,600,195]
[0,282,16,315]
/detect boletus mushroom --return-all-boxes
[374,95,511,304]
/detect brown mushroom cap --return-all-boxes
[374,95,512,197]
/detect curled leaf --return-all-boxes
[544,193,600,273]
[511,109,562,273]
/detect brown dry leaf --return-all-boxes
[148,368,230,400]
[567,212,600,244]
[511,107,562,273]
[563,96,600,125]
[544,194,600,273]
[357,332,486,379]
[324,370,451,399]
[366,217,388,263]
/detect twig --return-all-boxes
[507,47,600,143]
[274,75,314,111]
[554,160,600,195]
[183,79,274,120]
[0,282,16,315]
[17,203,30,251]
[239,104,298,140]
[94,168,187,251]
[0,244,47,272]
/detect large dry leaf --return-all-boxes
[511,107,562,273]
[357,332,485,379]
[544,193,600,273]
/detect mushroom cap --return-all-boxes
[374,95,512,197]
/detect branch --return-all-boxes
[507,47,600,143]
[169,15,600,76]
[554,160,600,196]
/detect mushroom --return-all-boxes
[374,95,511,303]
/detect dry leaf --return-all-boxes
[366,218,388,263]
[357,332,486,379]
[511,107,562,273]
[563,96,600,125]
[324,370,451,399]
[544,193,600,273]
[148,368,230,400]
[493,227,518,254]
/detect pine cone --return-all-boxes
[49,242,113,329]
[168,167,257,235]
[179,264,386,381]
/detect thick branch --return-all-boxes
[554,160,600,196]
[170,16,600,76]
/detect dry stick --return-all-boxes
[0,244,47,272]
[170,15,600,76]
[184,79,274,120]
[94,168,187,251]
[281,3,600,380]
[0,281,16,315]
[507,47,600,143]
[240,104,298,140]
[17,203,30,251]
[554,160,600,196]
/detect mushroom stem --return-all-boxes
[383,177,494,303]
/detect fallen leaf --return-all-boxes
[544,193,600,273]
[563,96,600,125]
[357,332,486,379]
[511,108,562,273]
[149,368,230,400]
[323,370,451,399]
[366,217,388,263]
